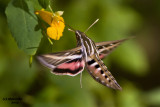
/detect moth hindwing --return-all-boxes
[38,29,130,90]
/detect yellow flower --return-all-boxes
[35,9,65,40]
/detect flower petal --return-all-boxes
[47,26,60,40]
[35,9,53,25]
[55,11,64,16]
[35,9,65,40]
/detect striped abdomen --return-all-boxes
[86,58,122,90]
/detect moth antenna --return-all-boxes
[80,72,83,88]
[84,19,99,33]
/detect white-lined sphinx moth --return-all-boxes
[37,20,132,90]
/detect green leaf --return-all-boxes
[38,0,49,9]
[5,0,42,55]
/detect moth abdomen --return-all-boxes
[86,58,122,90]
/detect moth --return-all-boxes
[37,19,132,90]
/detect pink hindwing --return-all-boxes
[37,38,130,90]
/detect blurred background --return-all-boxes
[0,0,160,107]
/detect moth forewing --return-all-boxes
[37,23,132,90]
[37,49,85,76]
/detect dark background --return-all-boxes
[0,0,160,107]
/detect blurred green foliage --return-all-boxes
[0,0,160,107]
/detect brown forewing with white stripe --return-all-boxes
[37,30,131,90]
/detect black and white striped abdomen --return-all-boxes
[86,58,122,90]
